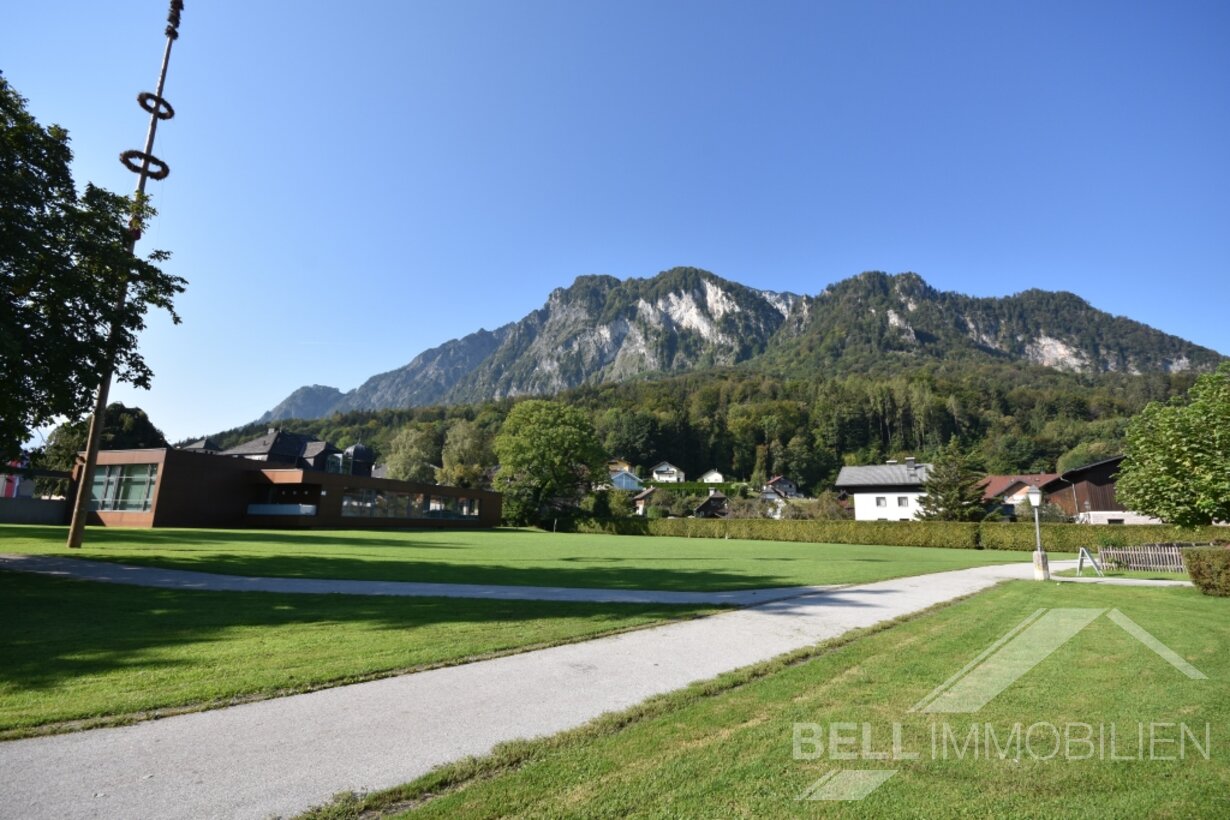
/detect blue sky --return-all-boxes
[6,0,1229,442]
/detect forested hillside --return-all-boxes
[198,362,1199,496]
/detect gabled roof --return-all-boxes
[220,429,324,463]
[834,463,932,489]
[632,487,656,501]
[979,473,1058,501]
[181,437,221,452]
[302,440,341,459]
[1040,456,1125,490]
[650,461,680,472]
[610,469,643,485]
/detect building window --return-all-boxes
[341,488,480,519]
[90,464,158,512]
[897,496,909,507]
[875,497,887,507]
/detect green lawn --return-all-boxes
[312,582,1228,818]
[0,571,716,737]
[0,525,1042,590]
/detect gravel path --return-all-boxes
[0,553,828,605]
[0,560,1051,819]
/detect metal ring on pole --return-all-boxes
[138,92,175,120]
[120,149,170,180]
[166,0,184,40]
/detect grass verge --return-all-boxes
[0,571,717,738]
[0,524,1045,590]
[1055,568,1191,582]
[302,582,1227,818]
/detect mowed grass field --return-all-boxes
[313,582,1229,819]
[0,571,718,737]
[0,525,1044,590]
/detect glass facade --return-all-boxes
[90,464,158,512]
[341,487,480,519]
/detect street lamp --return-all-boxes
[1027,485,1050,581]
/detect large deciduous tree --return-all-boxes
[1,76,185,459]
[918,437,987,522]
[1117,363,1230,528]
[494,400,605,525]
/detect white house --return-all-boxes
[834,458,931,521]
[609,469,644,491]
[699,469,725,483]
[650,461,685,483]
[765,475,802,498]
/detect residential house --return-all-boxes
[979,473,1058,518]
[220,428,342,470]
[632,487,656,516]
[609,469,644,491]
[606,458,632,474]
[2,457,34,499]
[650,461,685,483]
[694,489,728,518]
[180,437,222,454]
[834,458,931,521]
[699,469,725,484]
[765,475,802,498]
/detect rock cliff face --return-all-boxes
[258,268,1222,422]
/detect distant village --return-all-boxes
[2,421,1153,529]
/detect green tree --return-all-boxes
[1056,440,1119,474]
[384,424,440,483]
[918,437,986,521]
[1117,363,1230,527]
[437,419,494,488]
[1,77,184,459]
[35,403,167,494]
[494,400,606,525]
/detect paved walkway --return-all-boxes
[0,560,1054,819]
[0,553,830,605]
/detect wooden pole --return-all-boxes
[67,1,184,548]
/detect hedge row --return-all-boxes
[571,517,1228,552]
[1184,547,1230,596]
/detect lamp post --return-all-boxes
[1027,485,1050,581]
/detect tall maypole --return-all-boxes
[67,1,185,548]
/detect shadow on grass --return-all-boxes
[67,553,791,591]
[4,525,475,551]
[0,570,715,699]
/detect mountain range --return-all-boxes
[258,268,1223,423]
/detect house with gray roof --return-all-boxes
[834,457,932,521]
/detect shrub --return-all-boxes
[575,518,981,549]
[1184,546,1230,596]
[979,523,1229,552]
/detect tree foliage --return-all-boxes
[918,437,987,522]
[384,424,440,483]
[1,76,184,459]
[438,419,494,488]
[35,403,167,493]
[494,400,605,525]
[1117,363,1230,528]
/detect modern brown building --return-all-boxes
[80,445,501,529]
